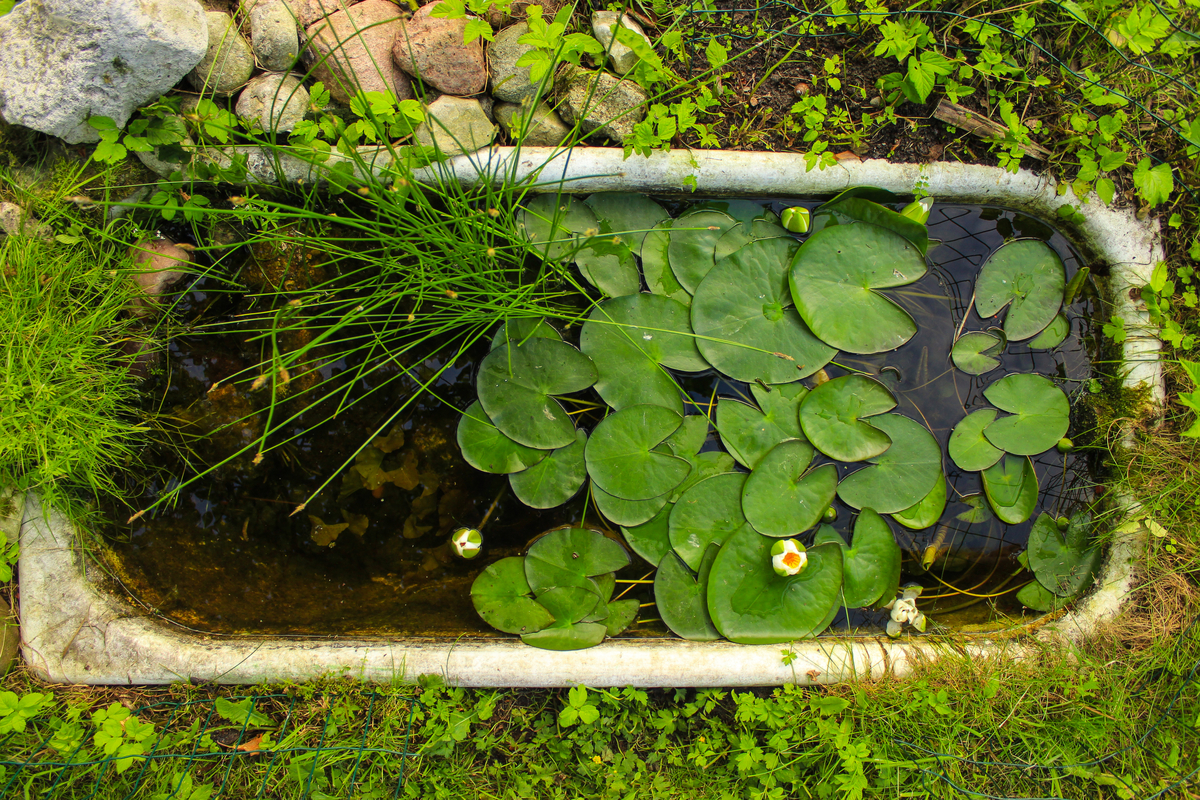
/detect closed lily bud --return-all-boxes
[451,527,483,559]
[771,538,808,576]
[1057,437,1074,453]
[781,206,811,234]
[899,196,934,224]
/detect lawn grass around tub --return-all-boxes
[2,0,1200,796]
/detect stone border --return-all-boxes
[17,149,1162,686]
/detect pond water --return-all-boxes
[98,200,1102,637]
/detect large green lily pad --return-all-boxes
[620,503,672,566]
[668,208,738,292]
[584,192,670,253]
[800,374,895,462]
[982,374,1070,456]
[1027,512,1102,597]
[981,454,1038,524]
[477,337,598,449]
[706,530,844,644]
[713,218,791,261]
[641,219,691,306]
[457,401,549,474]
[948,409,1005,472]
[669,472,748,570]
[741,441,835,537]
[490,318,561,350]
[788,223,928,354]
[813,195,930,256]
[585,405,690,501]
[655,545,722,641]
[509,429,587,509]
[536,585,602,626]
[837,414,943,514]
[974,239,1065,341]
[592,482,670,527]
[891,477,947,531]
[524,527,630,595]
[717,382,808,469]
[951,331,1005,375]
[828,508,902,608]
[1016,578,1067,612]
[691,237,835,383]
[520,194,598,262]
[580,293,706,413]
[521,622,608,650]
[471,557,555,635]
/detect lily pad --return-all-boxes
[471,556,555,635]
[580,293,705,413]
[662,413,710,456]
[837,414,943,514]
[641,219,691,306]
[669,472,749,570]
[981,454,1038,524]
[574,236,641,297]
[592,483,670,527]
[668,208,738,292]
[947,409,1005,472]
[477,337,598,450]
[812,195,929,256]
[584,192,669,253]
[524,527,630,595]
[982,374,1070,456]
[620,503,673,566]
[718,382,809,469]
[713,218,791,261]
[691,237,835,383]
[600,598,640,637]
[490,318,561,350]
[951,331,1005,375]
[1016,578,1066,612]
[457,401,549,474]
[837,508,902,608]
[521,622,608,650]
[520,194,598,262]
[585,405,690,501]
[955,494,994,525]
[1028,313,1069,349]
[536,585,601,625]
[706,530,844,644]
[974,239,1066,341]
[788,223,928,354]
[799,374,895,462]
[891,477,947,531]
[509,429,587,509]
[655,545,722,641]
[1027,512,1102,597]
[741,441,835,537]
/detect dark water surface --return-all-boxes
[100,201,1102,636]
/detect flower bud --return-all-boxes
[781,206,811,234]
[1057,437,1074,453]
[451,527,482,559]
[822,506,837,523]
[770,538,807,576]
[899,196,934,224]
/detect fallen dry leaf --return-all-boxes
[237,733,266,752]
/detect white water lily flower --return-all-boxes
[771,538,808,577]
[883,584,927,637]
[899,196,935,224]
[451,527,483,559]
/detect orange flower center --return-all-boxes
[782,552,801,569]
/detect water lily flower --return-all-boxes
[899,196,935,224]
[781,206,811,234]
[771,538,808,576]
[451,527,483,559]
[883,584,927,637]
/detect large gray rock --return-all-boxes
[414,96,496,156]
[487,22,541,103]
[393,1,487,96]
[495,100,569,147]
[304,0,413,104]
[0,0,208,144]
[245,0,301,71]
[292,0,353,27]
[0,202,51,240]
[236,72,310,132]
[189,11,256,96]
[591,10,649,75]
[554,65,645,142]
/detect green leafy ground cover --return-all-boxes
[2,0,1200,795]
